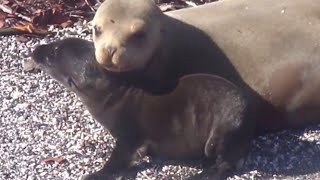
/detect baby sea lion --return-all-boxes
[92,0,320,131]
[31,38,255,180]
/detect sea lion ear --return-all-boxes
[83,64,101,83]
[83,64,109,90]
[84,64,100,78]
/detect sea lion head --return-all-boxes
[92,0,163,72]
[31,38,109,96]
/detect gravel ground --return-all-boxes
[1,23,320,180]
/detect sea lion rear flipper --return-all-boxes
[203,90,253,178]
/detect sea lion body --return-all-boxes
[93,0,320,130]
[32,38,254,179]
[166,0,320,118]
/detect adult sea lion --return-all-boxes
[31,38,255,180]
[92,0,320,131]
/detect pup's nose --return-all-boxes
[106,46,117,57]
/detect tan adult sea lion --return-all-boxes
[31,38,255,180]
[92,0,320,131]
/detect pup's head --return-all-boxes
[31,38,110,96]
[92,0,163,72]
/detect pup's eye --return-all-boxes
[44,50,56,67]
[48,46,58,58]
[93,25,102,37]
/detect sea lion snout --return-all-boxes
[98,44,118,66]
[106,45,117,58]
[103,45,129,70]
[96,44,132,72]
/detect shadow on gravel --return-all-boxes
[233,125,320,178]
[108,125,320,180]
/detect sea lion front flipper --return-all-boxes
[81,138,143,180]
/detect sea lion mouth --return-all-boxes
[103,64,134,72]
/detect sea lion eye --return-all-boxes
[130,19,147,40]
[93,25,102,37]
[48,46,58,58]
[49,49,55,57]
[133,30,146,40]
[44,49,56,66]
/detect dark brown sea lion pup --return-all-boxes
[31,38,255,180]
[92,0,320,131]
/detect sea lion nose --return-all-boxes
[106,46,117,57]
